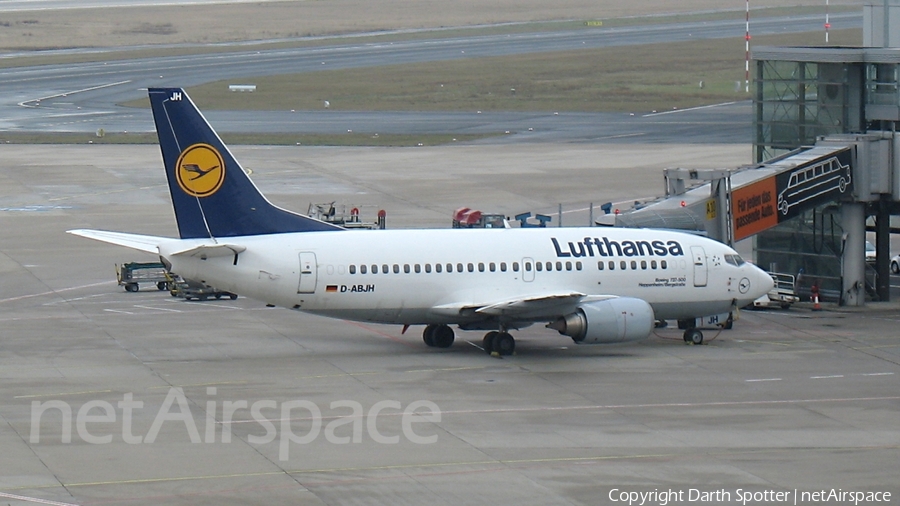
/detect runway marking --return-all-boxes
[12,445,897,493]
[593,132,646,140]
[811,375,844,379]
[18,80,131,108]
[221,395,900,425]
[131,305,183,313]
[14,389,112,399]
[745,378,782,382]
[642,101,739,117]
[860,372,894,376]
[344,321,417,348]
[148,381,249,390]
[102,309,135,315]
[0,492,79,506]
[0,281,110,305]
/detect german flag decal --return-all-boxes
[326,285,338,292]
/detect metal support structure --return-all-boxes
[875,200,891,301]
[840,202,866,306]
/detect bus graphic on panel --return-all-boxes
[777,156,851,216]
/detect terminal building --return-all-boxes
[615,0,900,306]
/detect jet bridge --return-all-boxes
[614,133,900,306]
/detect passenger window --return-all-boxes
[512,262,519,272]
[536,262,543,272]
[446,263,453,273]
[478,262,485,272]
[435,263,442,273]
[490,262,496,272]
[349,264,357,274]
[424,263,431,273]
[525,262,532,272]
[661,260,668,269]
[467,263,474,273]
[630,261,637,270]
[404,264,410,274]
[565,261,572,271]
[414,264,420,273]
[597,261,604,270]
[372,264,379,274]
[360,264,368,274]
[556,261,562,271]
[500,262,507,272]
[609,261,615,270]
[575,261,582,271]
[620,261,626,270]
[457,263,464,273]
[641,260,647,270]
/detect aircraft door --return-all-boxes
[690,246,707,287]
[298,252,318,293]
[522,257,535,282]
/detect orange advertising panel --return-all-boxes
[732,176,778,241]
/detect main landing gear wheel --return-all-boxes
[423,324,438,347]
[482,331,499,353]
[483,330,515,356]
[424,324,455,348]
[683,328,704,345]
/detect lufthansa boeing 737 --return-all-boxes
[69,88,774,355]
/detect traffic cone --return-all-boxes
[812,293,821,311]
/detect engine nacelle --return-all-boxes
[547,298,654,344]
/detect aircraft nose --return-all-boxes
[753,264,775,298]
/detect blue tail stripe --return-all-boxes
[149,88,343,239]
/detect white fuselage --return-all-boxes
[160,227,774,325]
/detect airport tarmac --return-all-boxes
[1,144,899,505]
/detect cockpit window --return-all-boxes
[724,254,745,266]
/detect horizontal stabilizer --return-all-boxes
[67,229,171,254]
[171,243,246,258]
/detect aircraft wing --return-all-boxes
[67,229,173,254]
[432,292,617,320]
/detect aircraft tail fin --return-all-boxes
[148,88,343,239]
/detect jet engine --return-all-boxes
[547,297,654,344]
